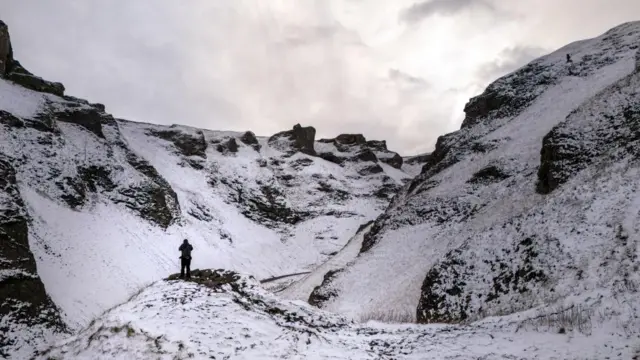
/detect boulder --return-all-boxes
[635,49,640,72]
[240,131,261,151]
[240,131,258,145]
[226,138,238,153]
[216,138,238,153]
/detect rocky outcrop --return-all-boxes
[268,124,317,156]
[467,164,511,185]
[0,20,12,76]
[46,102,111,138]
[317,134,404,169]
[537,72,640,194]
[336,134,366,145]
[6,69,65,97]
[0,157,66,356]
[416,234,553,324]
[462,61,557,129]
[149,129,207,158]
[120,147,181,229]
[0,21,64,96]
[216,137,239,153]
[308,269,344,308]
[379,153,403,169]
[240,131,261,151]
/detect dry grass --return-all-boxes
[358,309,416,324]
[516,304,593,335]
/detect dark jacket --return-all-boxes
[179,242,193,259]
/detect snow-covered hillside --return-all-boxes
[36,270,640,359]
[0,19,417,357]
[308,20,640,337]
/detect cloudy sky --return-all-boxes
[2,1,639,154]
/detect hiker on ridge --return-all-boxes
[179,239,193,279]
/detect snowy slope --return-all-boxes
[0,78,409,339]
[280,223,373,303]
[309,20,640,337]
[0,21,414,357]
[38,270,640,360]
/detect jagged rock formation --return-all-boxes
[308,21,640,336]
[0,21,64,96]
[268,123,317,156]
[316,133,404,172]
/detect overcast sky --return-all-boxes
[2,1,639,155]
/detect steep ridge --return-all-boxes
[309,20,640,336]
[0,21,412,357]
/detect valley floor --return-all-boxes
[35,272,639,360]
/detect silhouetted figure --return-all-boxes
[566,54,572,63]
[179,239,193,279]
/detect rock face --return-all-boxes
[316,133,404,170]
[0,20,64,96]
[309,21,640,329]
[537,70,640,194]
[240,130,261,151]
[149,128,207,158]
[308,269,344,308]
[216,137,239,154]
[336,133,366,145]
[268,123,317,155]
[0,156,66,357]
[0,20,12,76]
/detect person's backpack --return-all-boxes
[180,244,193,259]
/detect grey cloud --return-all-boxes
[477,46,548,83]
[388,69,430,88]
[1,1,639,156]
[400,0,495,23]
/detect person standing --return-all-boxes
[179,239,193,279]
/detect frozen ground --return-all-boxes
[38,272,640,360]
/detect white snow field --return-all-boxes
[37,272,640,360]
